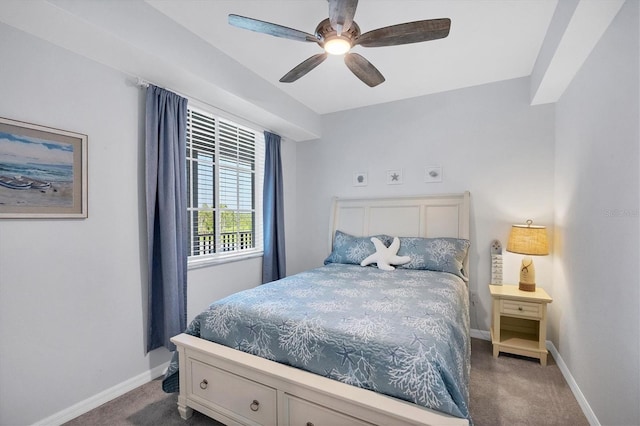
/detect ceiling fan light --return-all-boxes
[324,36,351,55]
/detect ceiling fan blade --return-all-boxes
[280,53,329,83]
[344,53,385,87]
[328,0,358,35]
[354,18,451,47]
[229,14,318,43]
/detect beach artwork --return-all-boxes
[0,117,87,218]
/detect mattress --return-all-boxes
[163,263,470,420]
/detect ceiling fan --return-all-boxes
[228,0,451,87]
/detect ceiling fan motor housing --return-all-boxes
[315,18,360,51]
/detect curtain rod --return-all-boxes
[133,76,278,137]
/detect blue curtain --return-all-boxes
[145,85,188,352]
[262,131,286,283]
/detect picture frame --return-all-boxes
[425,166,443,183]
[0,117,88,218]
[352,171,368,187]
[386,169,403,185]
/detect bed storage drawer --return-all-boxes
[500,300,541,319]
[189,358,277,425]
[284,394,373,426]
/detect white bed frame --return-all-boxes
[171,192,471,426]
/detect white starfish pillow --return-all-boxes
[360,236,411,271]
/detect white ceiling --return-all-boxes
[0,0,625,140]
[146,0,559,114]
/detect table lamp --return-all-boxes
[506,219,549,292]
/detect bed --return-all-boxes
[165,192,471,426]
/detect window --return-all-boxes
[186,106,264,264]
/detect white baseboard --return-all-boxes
[470,328,491,341]
[33,361,170,426]
[546,342,599,426]
[471,328,599,426]
[33,334,600,426]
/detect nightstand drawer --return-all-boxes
[500,300,541,319]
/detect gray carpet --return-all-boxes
[64,338,588,426]
[469,338,588,426]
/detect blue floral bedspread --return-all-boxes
[163,263,470,420]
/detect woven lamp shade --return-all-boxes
[506,220,548,292]
[506,221,549,256]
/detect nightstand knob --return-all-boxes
[199,379,208,390]
[518,306,523,311]
[250,400,260,411]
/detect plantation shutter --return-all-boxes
[186,106,264,260]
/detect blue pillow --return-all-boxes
[397,237,470,280]
[324,230,393,265]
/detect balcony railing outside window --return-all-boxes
[192,231,254,256]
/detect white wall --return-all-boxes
[553,1,639,424]
[293,77,556,332]
[0,21,285,425]
[0,22,167,425]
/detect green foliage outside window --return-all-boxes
[197,204,254,251]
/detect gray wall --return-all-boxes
[0,23,166,425]
[292,77,556,334]
[553,1,639,424]
[0,22,287,425]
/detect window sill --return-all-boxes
[187,251,263,270]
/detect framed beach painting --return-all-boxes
[0,117,87,218]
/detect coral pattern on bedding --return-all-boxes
[397,237,471,280]
[163,263,470,420]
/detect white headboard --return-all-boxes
[329,192,471,272]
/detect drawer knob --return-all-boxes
[250,400,260,412]
[518,306,523,311]
[199,379,208,390]
[307,423,314,426]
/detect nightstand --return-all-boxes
[489,284,553,365]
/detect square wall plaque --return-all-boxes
[425,167,443,183]
[353,171,368,186]
[386,169,403,185]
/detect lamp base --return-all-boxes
[519,282,536,292]
[518,256,536,292]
